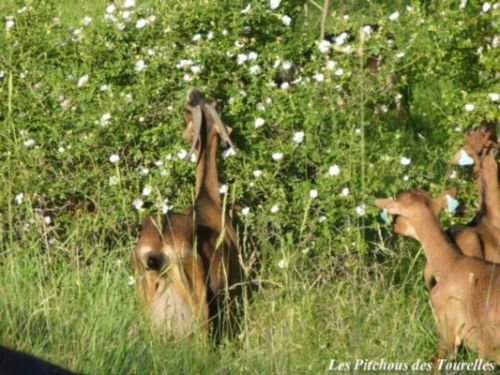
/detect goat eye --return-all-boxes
[481,125,489,133]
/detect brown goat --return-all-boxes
[184,88,241,334]
[394,123,500,288]
[389,189,456,288]
[449,121,500,262]
[452,121,498,208]
[133,88,240,336]
[375,191,500,364]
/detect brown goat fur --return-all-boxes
[184,88,241,334]
[133,213,209,334]
[133,88,240,337]
[395,122,500,283]
[449,121,500,262]
[390,189,456,287]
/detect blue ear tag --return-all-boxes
[446,194,459,214]
[380,209,391,224]
[458,149,474,166]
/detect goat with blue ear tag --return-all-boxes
[380,208,390,224]
[445,194,459,214]
[377,189,456,289]
[457,149,474,166]
[447,120,500,263]
[375,189,500,366]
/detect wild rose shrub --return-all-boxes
[0,0,498,264]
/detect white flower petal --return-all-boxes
[388,11,399,21]
[109,154,120,163]
[272,152,283,161]
[136,19,147,28]
[281,15,291,26]
[313,73,325,82]
[293,131,305,144]
[241,4,251,14]
[219,184,228,194]
[328,165,340,176]
[77,74,89,88]
[15,193,24,205]
[135,60,146,72]
[277,257,286,269]
[270,0,281,10]
[255,118,265,128]
[464,103,475,112]
[318,40,331,53]
[123,0,135,8]
[142,185,152,196]
[355,204,366,216]
[400,157,411,166]
[132,198,144,210]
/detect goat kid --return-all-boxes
[393,123,500,287]
[452,121,498,208]
[133,88,240,337]
[375,191,500,364]
[387,189,456,288]
[449,121,500,262]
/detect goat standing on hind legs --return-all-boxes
[393,122,500,288]
[449,120,500,262]
[375,191,500,365]
[183,88,241,338]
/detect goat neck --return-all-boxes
[375,194,461,277]
[195,108,221,207]
[478,149,500,228]
[408,204,461,276]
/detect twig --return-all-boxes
[319,0,330,41]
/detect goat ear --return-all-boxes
[433,188,457,215]
[451,148,475,166]
[185,105,202,160]
[441,187,457,198]
[450,149,461,165]
[203,103,236,150]
[183,106,193,142]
